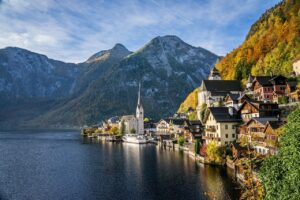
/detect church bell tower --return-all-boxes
[136,83,144,135]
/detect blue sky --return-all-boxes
[0,0,280,63]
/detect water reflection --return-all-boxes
[0,131,239,200]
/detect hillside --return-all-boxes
[178,0,300,115]
[216,0,300,80]
[177,87,199,113]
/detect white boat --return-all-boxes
[122,134,147,144]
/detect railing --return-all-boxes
[205,127,216,132]
[202,135,221,141]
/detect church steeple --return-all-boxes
[137,83,141,106]
[208,66,221,80]
[136,83,144,135]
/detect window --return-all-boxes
[232,134,235,138]
[232,125,235,129]
[225,134,228,138]
[225,125,228,129]
[225,142,228,145]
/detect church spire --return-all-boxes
[137,83,141,106]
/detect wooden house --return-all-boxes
[238,100,280,122]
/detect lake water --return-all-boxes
[0,130,240,200]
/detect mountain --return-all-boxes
[216,0,300,80]
[0,47,79,99]
[26,35,219,128]
[0,47,81,128]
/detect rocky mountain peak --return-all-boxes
[85,43,131,64]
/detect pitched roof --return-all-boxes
[202,80,242,92]
[238,100,279,112]
[188,120,202,126]
[120,115,135,121]
[224,93,240,102]
[170,118,186,125]
[249,117,279,125]
[265,121,285,130]
[254,76,273,86]
[208,107,242,122]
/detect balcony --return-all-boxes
[202,135,221,141]
[205,127,216,133]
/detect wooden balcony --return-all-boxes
[202,135,221,141]
[205,127,216,132]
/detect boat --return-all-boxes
[122,134,147,144]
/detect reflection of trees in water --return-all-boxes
[199,165,237,200]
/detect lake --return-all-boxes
[0,130,240,200]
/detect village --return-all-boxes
[82,58,300,191]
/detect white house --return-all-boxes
[293,58,300,76]
[202,107,242,146]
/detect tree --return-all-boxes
[130,128,136,134]
[109,126,119,135]
[206,141,222,163]
[194,139,201,154]
[200,103,207,121]
[120,120,125,135]
[259,107,300,200]
[144,118,150,123]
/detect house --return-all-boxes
[224,93,240,110]
[156,119,171,135]
[198,79,242,107]
[293,58,300,76]
[286,81,299,102]
[270,75,288,103]
[169,118,186,137]
[237,117,282,155]
[238,100,280,122]
[107,116,120,126]
[264,121,285,155]
[251,76,274,101]
[144,120,156,136]
[202,107,242,146]
[251,75,287,102]
[184,120,203,143]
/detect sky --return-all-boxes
[0,0,281,63]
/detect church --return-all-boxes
[119,83,144,135]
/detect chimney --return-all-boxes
[228,107,234,117]
[277,114,281,122]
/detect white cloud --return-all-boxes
[0,0,281,62]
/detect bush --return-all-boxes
[278,96,289,104]
[194,139,201,154]
[177,136,185,146]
